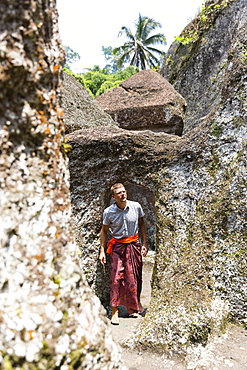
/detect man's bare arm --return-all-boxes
[99,224,109,265]
[138,217,148,256]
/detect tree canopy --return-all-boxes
[64,65,139,97]
[113,14,167,70]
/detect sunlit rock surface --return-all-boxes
[96,70,186,136]
[0,1,125,368]
[62,72,116,134]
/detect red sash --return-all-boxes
[106,233,139,255]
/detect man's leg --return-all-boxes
[111,306,119,325]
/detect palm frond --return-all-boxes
[142,18,162,40]
[146,46,165,56]
[135,14,146,37]
[113,42,134,55]
[145,34,167,46]
[116,47,134,68]
[118,26,135,42]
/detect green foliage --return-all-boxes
[63,65,139,97]
[60,141,73,154]
[174,30,199,45]
[114,65,139,80]
[174,0,235,47]
[95,80,121,97]
[113,13,166,70]
[83,68,109,96]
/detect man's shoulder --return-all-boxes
[128,200,141,208]
[104,202,117,214]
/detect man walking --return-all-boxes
[99,183,148,325]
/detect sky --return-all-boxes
[56,0,205,73]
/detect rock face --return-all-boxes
[66,0,247,363]
[96,70,186,136]
[0,1,125,369]
[160,0,244,133]
[62,72,116,134]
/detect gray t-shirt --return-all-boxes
[103,200,145,239]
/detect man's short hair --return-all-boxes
[110,183,125,195]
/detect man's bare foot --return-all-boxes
[138,302,145,314]
[111,306,119,325]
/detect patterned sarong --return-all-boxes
[110,240,142,312]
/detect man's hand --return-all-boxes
[141,245,148,257]
[99,250,106,265]
[138,217,148,257]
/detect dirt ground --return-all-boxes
[109,256,247,370]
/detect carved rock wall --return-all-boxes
[0,1,125,368]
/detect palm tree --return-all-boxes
[113,14,166,70]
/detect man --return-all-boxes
[99,183,148,325]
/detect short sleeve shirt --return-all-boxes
[103,200,145,239]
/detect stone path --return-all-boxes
[109,257,247,370]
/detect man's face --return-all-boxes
[112,187,127,203]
